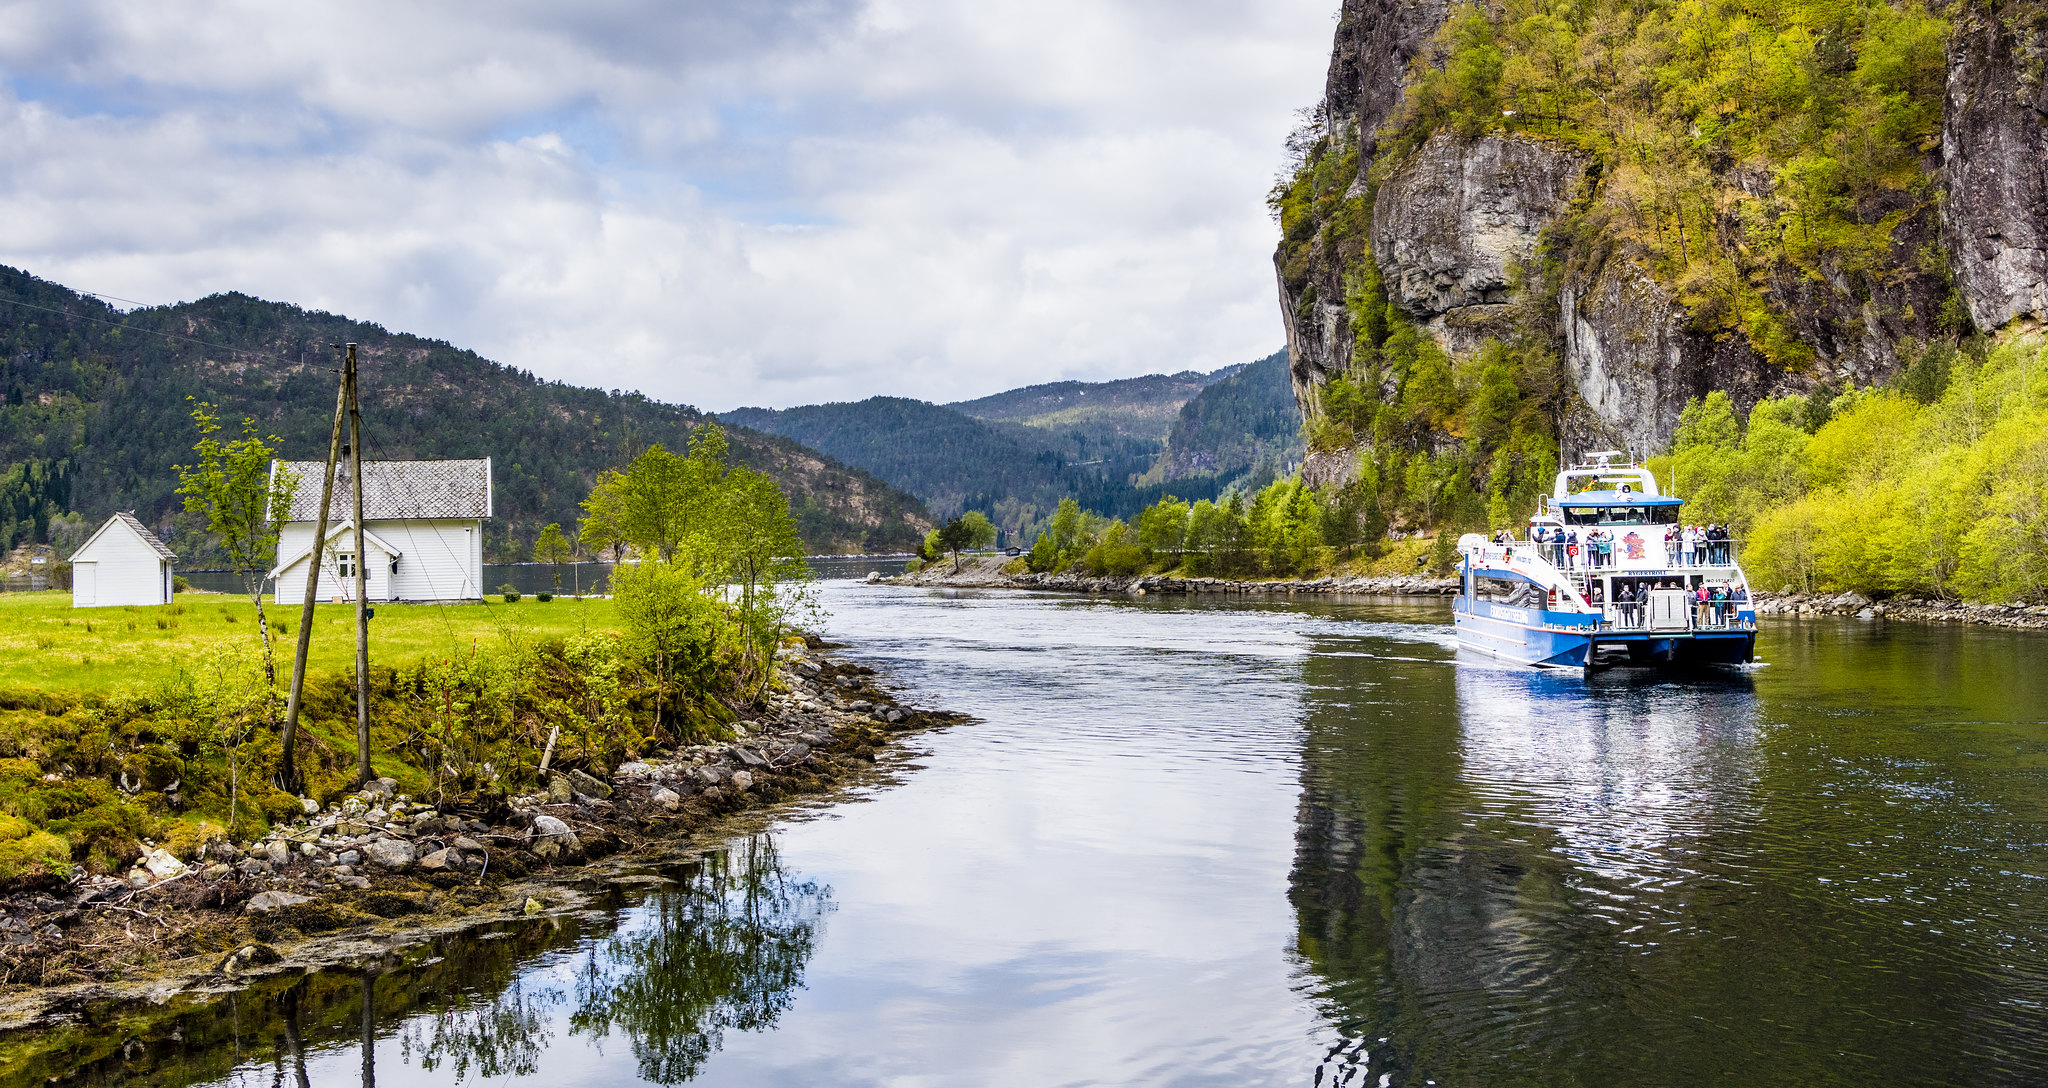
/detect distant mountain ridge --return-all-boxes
[0,266,933,560]
[721,351,1297,535]
[947,366,1243,444]
[720,396,1176,528]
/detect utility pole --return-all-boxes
[280,350,349,794]
[347,344,374,786]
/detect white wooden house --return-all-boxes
[269,458,491,604]
[70,513,177,607]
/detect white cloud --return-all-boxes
[0,0,1332,409]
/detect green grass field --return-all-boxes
[0,591,620,694]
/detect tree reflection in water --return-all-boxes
[398,976,561,1082]
[568,835,830,1085]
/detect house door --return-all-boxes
[74,563,96,606]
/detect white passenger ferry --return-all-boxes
[1452,452,1757,674]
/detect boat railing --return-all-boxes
[1494,533,1743,571]
[1595,602,1754,632]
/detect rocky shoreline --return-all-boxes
[0,641,964,1029]
[1751,590,2048,630]
[891,558,2048,632]
[887,556,1458,597]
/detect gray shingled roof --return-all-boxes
[273,458,492,521]
[112,512,178,559]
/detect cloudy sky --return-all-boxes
[0,1,1332,410]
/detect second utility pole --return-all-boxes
[347,344,373,787]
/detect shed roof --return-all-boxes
[273,458,492,521]
[73,512,177,562]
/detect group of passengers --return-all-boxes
[1667,524,1734,565]
[1500,522,1735,570]
[1610,580,1748,628]
[1518,525,1621,570]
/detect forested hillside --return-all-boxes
[0,266,932,560]
[1146,349,1302,493]
[1660,332,2048,601]
[949,368,1240,445]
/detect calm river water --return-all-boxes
[13,579,2048,1087]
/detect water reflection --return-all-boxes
[1291,622,2048,1086]
[0,835,826,1088]
[567,839,828,1085]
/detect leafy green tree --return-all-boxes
[580,470,630,563]
[958,510,997,551]
[610,560,718,737]
[1136,497,1190,553]
[713,465,816,701]
[534,522,571,590]
[933,513,988,572]
[175,401,299,692]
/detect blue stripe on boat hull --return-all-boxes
[1453,600,1756,669]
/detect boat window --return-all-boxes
[1475,576,1537,607]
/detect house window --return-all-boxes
[337,552,356,579]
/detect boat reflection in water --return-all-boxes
[1295,642,1821,1085]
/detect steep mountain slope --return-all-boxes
[948,367,1243,445]
[0,267,932,559]
[1270,0,2048,528]
[1151,349,1302,491]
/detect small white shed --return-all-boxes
[70,513,177,607]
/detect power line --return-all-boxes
[0,283,340,374]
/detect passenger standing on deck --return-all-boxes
[1618,583,1637,626]
[1693,525,1709,566]
[1711,583,1729,625]
[1597,529,1613,569]
[1665,525,1679,566]
[1694,581,1711,626]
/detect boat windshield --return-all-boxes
[1563,505,1680,525]
[1564,472,1653,494]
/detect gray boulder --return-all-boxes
[363,838,416,871]
[565,768,612,800]
[418,847,463,872]
[245,890,314,913]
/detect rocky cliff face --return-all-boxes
[1277,0,1452,405]
[1279,0,2048,459]
[1371,131,1586,354]
[1943,0,2048,330]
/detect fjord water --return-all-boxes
[36,580,2048,1087]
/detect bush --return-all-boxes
[172,575,192,593]
[904,557,925,574]
[499,583,522,603]
[536,592,553,603]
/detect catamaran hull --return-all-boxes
[1454,601,1755,670]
